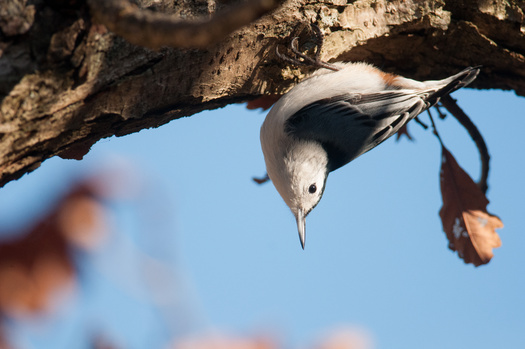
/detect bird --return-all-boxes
[260,28,480,249]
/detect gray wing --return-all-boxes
[285,91,427,172]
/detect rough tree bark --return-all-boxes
[1,0,524,187]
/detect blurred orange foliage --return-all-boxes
[0,173,375,349]
[0,179,109,318]
[174,335,274,349]
[172,327,373,349]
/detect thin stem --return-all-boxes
[434,104,448,120]
[414,116,429,129]
[439,95,490,194]
[427,109,444,147]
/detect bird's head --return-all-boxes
[267,140,329,249]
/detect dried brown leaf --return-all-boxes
[252,173,270,185]
[395,124,413,141]
[439,146,503,266]
[246,95,281,111]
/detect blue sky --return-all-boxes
[0,87,524,349]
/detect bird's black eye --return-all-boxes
[308,184,317,194]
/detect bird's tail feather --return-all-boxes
[426,66,480,106]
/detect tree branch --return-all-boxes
[1,0,525,188]
[440,95,490,194]
[87,0,285,49]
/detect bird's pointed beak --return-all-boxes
[296,208,306,249]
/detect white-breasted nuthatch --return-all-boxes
[260,29,480,249]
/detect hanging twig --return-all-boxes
[434,103,448,120]
[414,116,429,129]
[440,95,490,194]
[87,0,285,49]
[253,173,270,184]
[427,109,444,146]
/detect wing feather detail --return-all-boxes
[285,91,426,172]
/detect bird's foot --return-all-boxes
[275,23,340,72]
